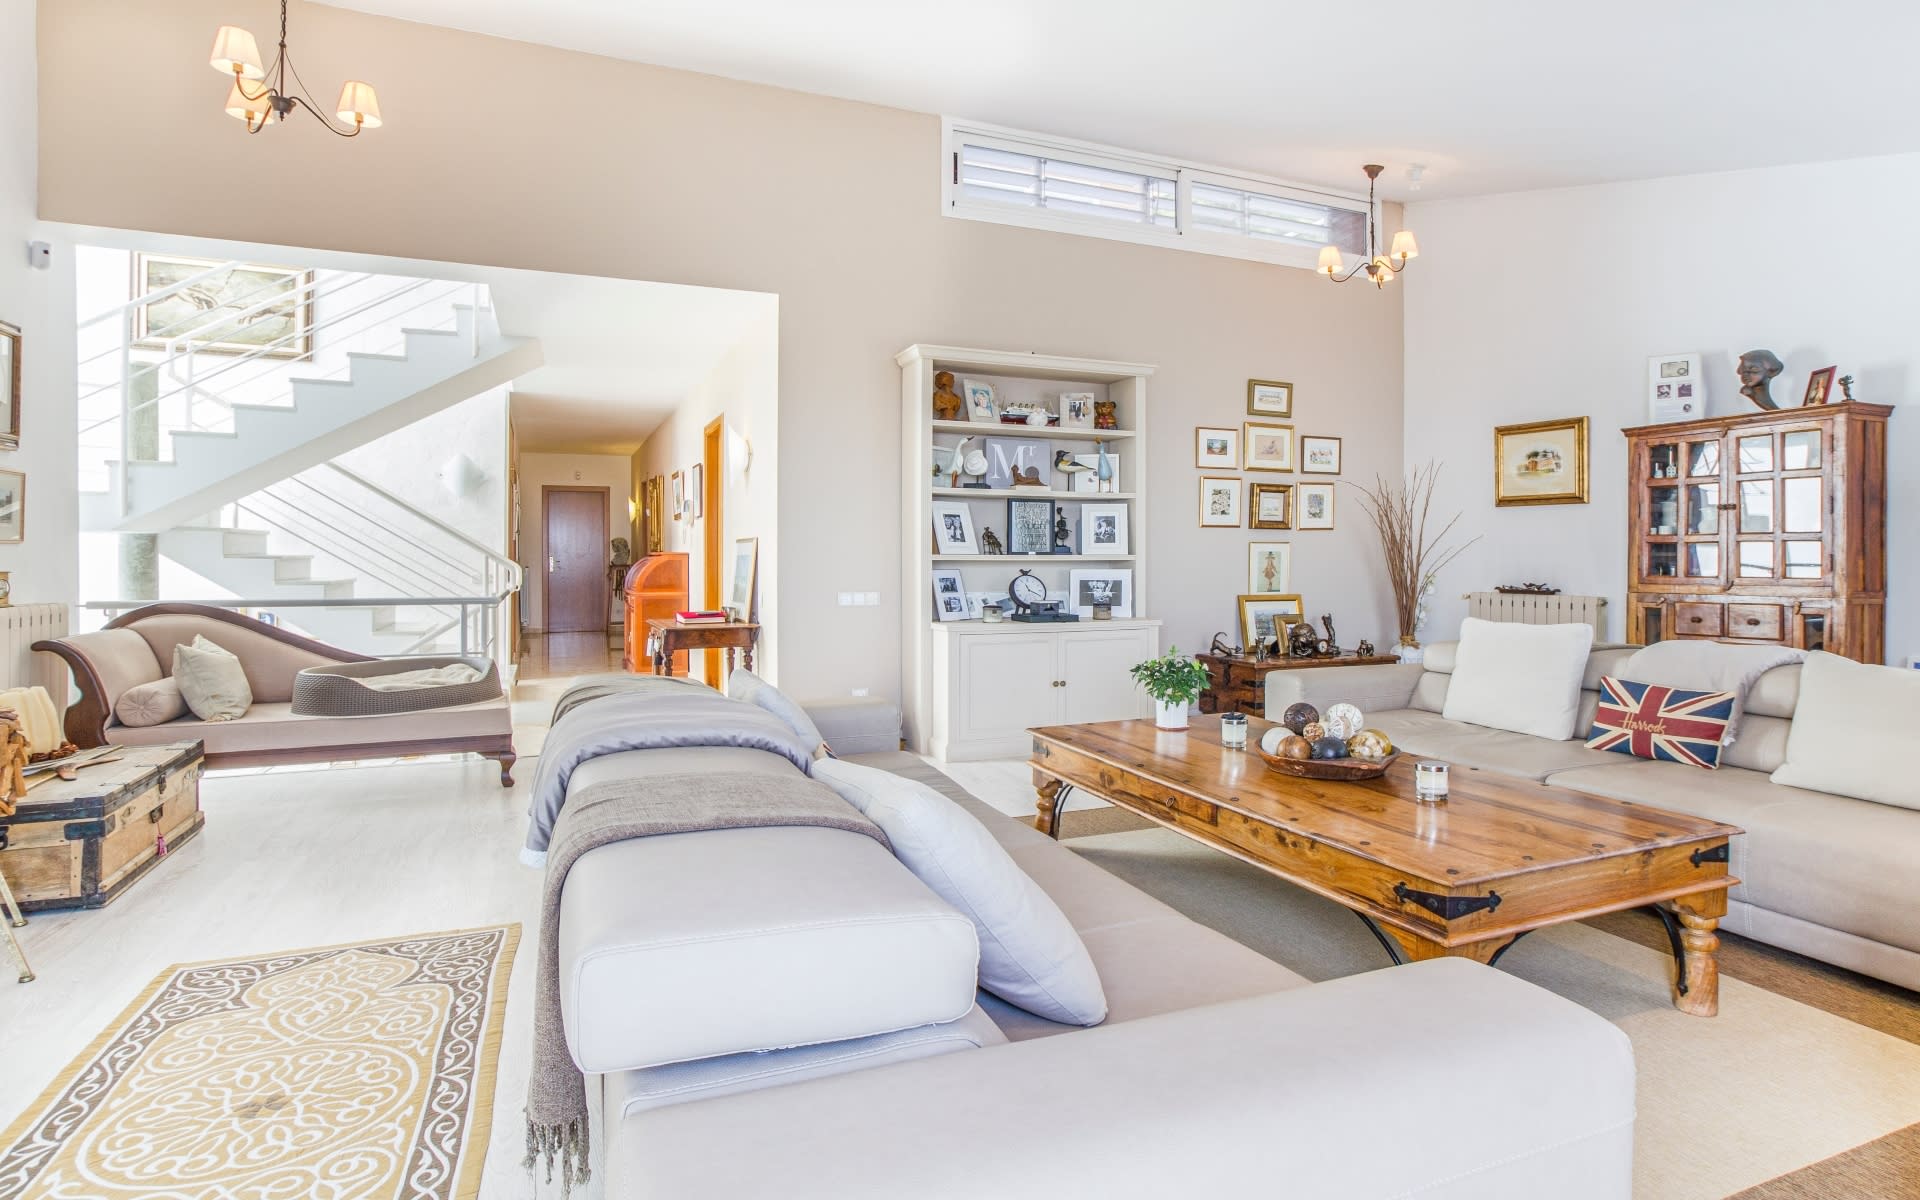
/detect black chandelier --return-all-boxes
[211,1,383,137]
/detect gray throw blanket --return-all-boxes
[525,770,890,1195]
[1619,640,1805,742]
[523,677,817,862]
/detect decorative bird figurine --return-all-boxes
[1095,440,1114,493]
[947,437,974,488]
[1053,449,1090,474]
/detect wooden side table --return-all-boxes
[646,619,760,680]
[1197,652,1402,716]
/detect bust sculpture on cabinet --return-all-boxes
[1737,349,1783,411]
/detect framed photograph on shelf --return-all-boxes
[0,469,23,544]
[931,500,980,554]
[0,319,19,451]
[727,537,759,621]
[1069,451,1119,493]
[1237,593,1305,649]
[1248,482,1292,530]
[1078,503,1128,555]
[1006,496,1053,555]
[1247,379,1293,417]
[931,568,969,622]
[966,591,1010,619]
[1068,568,1134,619]
[1199,477,1241,527]
[133,254,315,359]
[1647,353,1704,423]
[1299,435,1342,475]
[962,378,998,422]
[1059,392,1096,429]
[1296,482,1336,530]
[1194,426,1239,469]
[1802,365,1837,407]
[1494,416,1590,507]
[1248,542,1292,594]
[1243,422,1294,472]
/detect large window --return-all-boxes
[944,121,1373,270]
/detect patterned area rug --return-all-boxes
[0,925,518,1200]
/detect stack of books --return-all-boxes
[674,610,731,625]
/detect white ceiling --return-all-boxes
[317,0,1920,199]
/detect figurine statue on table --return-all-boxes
[1838,374,1856,402]
[1287,621,1319,658]
[1052,507,1074,554]
[981,526,1004,555]
[1737,349,1784,411]
[932,370,965,421]
[1318,614,1340,657]
[1355,639,1375,658]
[610,537,633,567]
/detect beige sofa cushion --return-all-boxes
[1363,709,1624,782]
[1443,619,1593,741]
[127,614,349,704]
[1770,651,1918,810]
[115,678,187,727]
[172,635,253,722]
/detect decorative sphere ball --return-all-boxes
[1310,735,1349,760]
[1260,727,1288,756]
[1282,702,1320,735]
[1348,729,1395,761]
[1278,734,1314,760]
[1301,721,1326,740]
[1324,702,1365,740]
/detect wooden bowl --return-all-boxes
[1255,745,1398,781]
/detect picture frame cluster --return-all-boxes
[1193,379,1337,535]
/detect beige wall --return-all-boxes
[516,451,630,631]
[38,0,1403,700]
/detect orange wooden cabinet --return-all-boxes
[621,552,690,673]
[1622,403,1890,662]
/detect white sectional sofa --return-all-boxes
[1267,642,1920,993]
[555,744,1635,1198]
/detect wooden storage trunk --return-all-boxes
[0,742,205,912]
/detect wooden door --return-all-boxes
[543,486,608,633]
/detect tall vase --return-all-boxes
[1395,635,1424,666]
[1154,698,1190,731]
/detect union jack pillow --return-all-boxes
[1586,676,1737,770]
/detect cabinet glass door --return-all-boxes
[1732,424,1826,583]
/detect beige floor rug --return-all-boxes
[1068,828,1920,1200]
[0,925,518,1200]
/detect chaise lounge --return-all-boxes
[33,604,517,783]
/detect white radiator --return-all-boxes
[1465,592,1606,640]
[1,603,71,710]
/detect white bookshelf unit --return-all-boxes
[898,345,1162,759]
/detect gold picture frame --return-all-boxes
[1248,481,1292,529]
[1238,592,1304,649]
[1247,379,1293,417]
[1243,422,1294,472]
[1494,416,1589,507]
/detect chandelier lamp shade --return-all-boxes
[209,2,382,137]
[1316,165,1417,288]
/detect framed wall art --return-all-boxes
[962,378,997,422]
[1243,422,1294,472]
[133,254,315,359]
[0,319,19,451]
[1494,416,1590,507]
[931,501,981,554]
[1068,568,1134,619]
[1238,593,1304,648]
[1295,482,1336,530]
[1248,542,1292,594]
[1803,365,1837,407]
[728,537,759,621]
[931,568,969,621]
[1059,392,1096,429]
[1195,426,1239,469]
[1199,477,1241,527]
[1078,502,1128,555]
[982,436,1051,489]
[1248,481,1292,530]
[1069,451,1119,493]
[1299,435,1342,475]
[1006,496,1053,555]
[1247,379,1292,417]
[0,469,22,544]
[670,471,685,520]
[1648,353,1704,423]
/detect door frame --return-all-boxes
[540,484,610,634]
[701,417,726,681]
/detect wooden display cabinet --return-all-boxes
[621,552,690,673]
[1622,403,1890,662]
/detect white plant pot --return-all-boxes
[1154,698,1190,731]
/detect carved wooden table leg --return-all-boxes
[0,864,33,984]
[1668,889,1726,1017]
[742,643,754,673]
[1033,776,1066,839]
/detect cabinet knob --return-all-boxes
[1688,616,1703,624]
[1746,618,1761,626]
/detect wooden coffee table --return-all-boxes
[1030,716,1741,1016]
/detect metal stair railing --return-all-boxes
[82,592,514,660]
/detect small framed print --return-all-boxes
[1060,392,1097,429]
[1238,593,1304,649]
[966,591,1010,619]
[931,500,980,554]
[1006,496,1054,555]
[962,378,997,422]
[1249,482,1292,529]
[1299,435,1342,475]
[1802,365,1837,407]
[0,469,23,543]
[0,320,19,451]
[1247,379,1293,417]
[1069,451,1119,493]
[1248,541,1292,594]
[1068,568,1134,619]
[1648,353,1704,423]
[1079,502,1129,555]
[1494,416,1589,507]
[1199,477,1241,527]
[931,568,969,621]
[690,463,705,518]
[1295,482,1336,530]
[670,471,685,520]
[1195,426,1239,469]
[1243,422,1294,472]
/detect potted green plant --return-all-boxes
[1130,647,1211,731]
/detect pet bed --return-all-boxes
[292,655,503,716]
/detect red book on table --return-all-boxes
[674,610,731,624]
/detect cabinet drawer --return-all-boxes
[1727,603,1784,641]
[1673,603,1725,636]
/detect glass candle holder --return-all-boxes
[1413,760,1450,803]
[1220,712,1249,750]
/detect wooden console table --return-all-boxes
[1197,652,1401,715]
[646,619,759,679]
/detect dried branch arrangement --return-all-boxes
[1350,463,1480,644]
